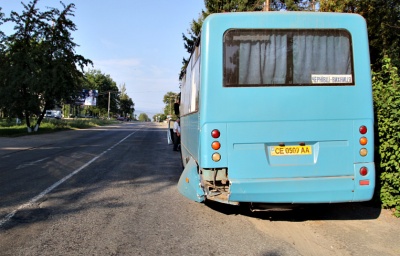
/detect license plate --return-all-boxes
[270,145,312,156]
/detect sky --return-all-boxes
[0,0,205,118]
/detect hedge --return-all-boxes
[372,57,400,217]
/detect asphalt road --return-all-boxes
[0,122,399,256]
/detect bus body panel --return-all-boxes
[199,13,372,127]
[179,12,375,204]
[228,169,375,203]
[177,157,205,202]
[198,119,375,203]
[180,112,200,165]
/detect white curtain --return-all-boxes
[293,34,351,84]
[238,34,287,85]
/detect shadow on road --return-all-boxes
[0,123,181,232]
[205,200,382,221]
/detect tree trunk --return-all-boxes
[25,110,32,133]
[33,105,49,132]
[35,107,47,130]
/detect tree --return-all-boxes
[163,91,179,118]
[204,0,265,13]
[319,0,400,72]
[138,113,150,122]
[0,0,92,132]
[119,83,135,119]
[153,113,167,122]
[0,8,5,50]
[180,11,206,80]
[0,8,8,118]
[82,69,119,118]
[269,0,317,11]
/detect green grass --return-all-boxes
[0,118,118,137]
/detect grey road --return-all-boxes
[0,122,399,256]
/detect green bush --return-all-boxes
[372,57,400,217]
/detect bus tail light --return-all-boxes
[211,129,220,138]
[359,137,367,145]
[359,125,369,157]
[212,141,221,150]
[212,153,221,162]
[360,148,368,157]
[359,125,367,134]
[359,165,370,186]
[211,129,221,161]
[360,166,368,176]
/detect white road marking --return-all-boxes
[0,130,139,228]
[16,157,51,170]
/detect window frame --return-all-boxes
[223,28,355,87]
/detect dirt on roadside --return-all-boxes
[245,203,399,256]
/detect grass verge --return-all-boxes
[0,118,118,137]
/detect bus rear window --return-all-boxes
[224,29,354,87]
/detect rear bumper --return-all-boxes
[228,175,375,203]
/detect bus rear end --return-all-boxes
[179,12,375,205]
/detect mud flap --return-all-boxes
[177,158,205,203]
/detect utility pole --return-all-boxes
[108,91,111,119]
[97,90,118,120]
[263,0,270,11]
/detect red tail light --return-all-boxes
[211,129,220,138]
[359,125,367,134]
[360,166,368,176]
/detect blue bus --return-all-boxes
[177,12,375,207]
